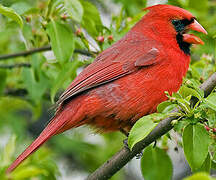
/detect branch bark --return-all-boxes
[0,63,31,69]
[4,88,28,97]
[87,72,216,180]
[0,45,94,61]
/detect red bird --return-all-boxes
[7,4,207,173]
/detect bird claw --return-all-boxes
[136,151,143,159]
[120,128,129,137]
[135,140,156,159]
[123,138,130,150]
[153,140,157,148]
[123,138,142,158]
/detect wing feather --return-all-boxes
[57,32,163,105]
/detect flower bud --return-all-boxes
[205,125,210,131]
[96,36,104,43]
[107,35,114,43]
[75,28,82,37]
[169,97,176,102]
[61,14,67,21]
[171,120,178,126]
[26,16,31,22]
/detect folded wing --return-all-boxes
[57,32,163,106]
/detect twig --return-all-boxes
[74,49,95,57]
[0,45,94,61]
[0,46,51,60]
[87,72,216,180]
[0,63,31,69]
[4,88,28,97]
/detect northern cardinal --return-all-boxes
[7,4,207,173]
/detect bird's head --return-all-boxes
[143,4,207,54]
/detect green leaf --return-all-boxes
[10,2,33,15]
[46,20,74,64]
[1,135,16,167]
[80,0,103,36]
[128,113,165,149]
[50,60,82,103]
[179,86,202,100]
[190,66,202,79]
[0,4,23,27]
[183,124,211,171]
[172,92,182,98]
[174,120,189,133]
[12,166,47,179]
[0,97,32,113]
[163,104,178,114]
[204,93,216,112]
[64,0,83,23]
[176,98,191,114]
[206,110,216,127]
[157,101,172,113]
[22,68,50,103]
[199,153,211,173]
[141,146,173,180]
[212,160,216,170]
[212,146,216,163]
[183,172,215,180]
[0,70,7,95]
[115,7,125,31]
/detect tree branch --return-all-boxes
[4,88,28,97]
[87,72,216,180]
[0,63,31,69]
[0,45,94,61]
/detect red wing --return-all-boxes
[57,32,163,105]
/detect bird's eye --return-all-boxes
[172,20,180,26]
[172,19,185,33]
[172,18,194,33]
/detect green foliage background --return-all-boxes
[0,0,215,179]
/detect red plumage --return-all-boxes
[7,4,207,173]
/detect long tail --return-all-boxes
[6,113,68,173]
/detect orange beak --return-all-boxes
[183,20,207,45]
[188,20,207,34]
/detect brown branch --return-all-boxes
[0,63,31,69]
[0,46,51,60]
[87,72,216,180]
[0,45,94,61]
[4,88,28,97]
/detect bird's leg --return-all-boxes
[153,140,157,148]
[120,127,144,158]
[122,138,143,158]
[135,151,143,159]
[122,137,143,158]
[120,128,130,150]
[123,138,129,150]
[120,128,129,137]
[120,127,143,157]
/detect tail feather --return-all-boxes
[6,114,68,173]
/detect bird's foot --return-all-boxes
[135,151,143,159]
[135,140,156,159]
[120,128,129,137]
[153,140,157,148]
[123,138,130,150]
